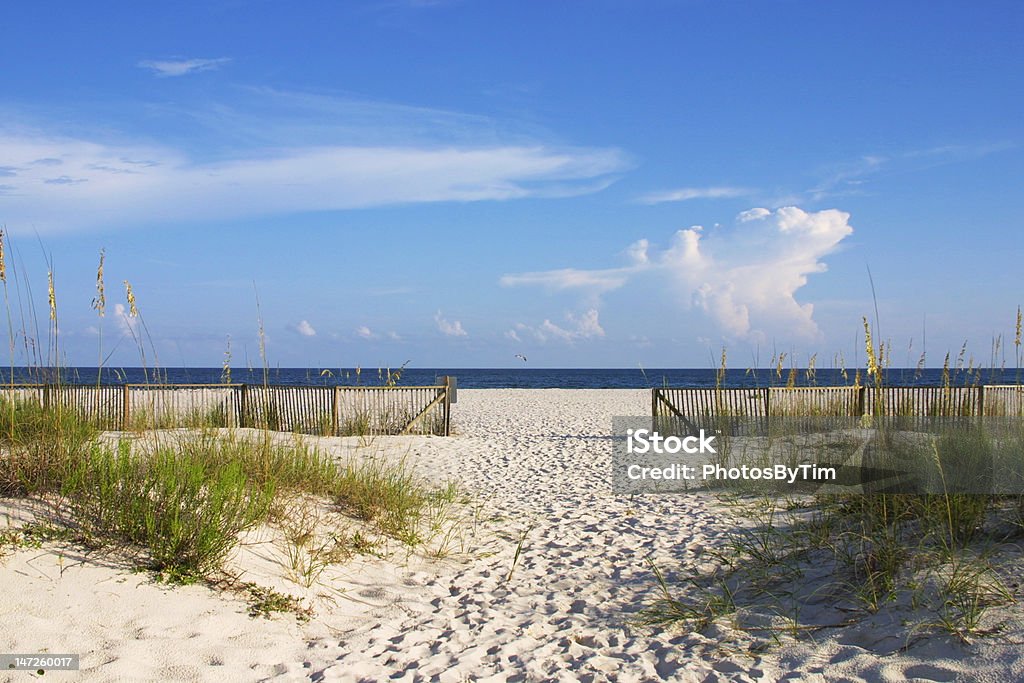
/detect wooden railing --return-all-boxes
[653,385,1024,430]
[0,380,453,436]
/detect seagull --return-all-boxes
[515,354,527,362]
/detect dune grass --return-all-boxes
[2,415,461,584]
[640,318,1023,646]
[0,233,464,593]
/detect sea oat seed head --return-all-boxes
[863,317,879,378]
[47,271,56,320]
[123,280,138,317]
[92,249,106,317]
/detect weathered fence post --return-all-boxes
[443,376,452,436]
[239,384,249,428]
[332,385,340,436]
[122,384,131,429]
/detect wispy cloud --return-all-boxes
[295,320,317,337]
[0,131,627,233]
[43,175,86,185]
[355,325,375,339]
[434,311,467,337]
[636,186,754,205]
[502,207,854,340]
[803,143,1015,203]
[138,57,231,77]
[499,268,629,293]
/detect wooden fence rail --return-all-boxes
[0,381,453,436]
[653,385,1024,430]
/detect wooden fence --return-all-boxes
[0,381,453,436]
[653,385,1024,431]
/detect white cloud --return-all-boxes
[737,207,771,222]
[295,320,316,337]
[636,186,753,205]
[502,207,853,340]
[114,303,138,338]
[138,58,231,77]
[386,331,402,341]
[355,325,375,339]
[626,238,650,265]
[572,309,605,338]
[505,329,522,343]
[499,268,629,293]
[523,309,605,344]
[0,132,627,234]
[434,311,467,337]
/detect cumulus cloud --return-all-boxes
[0,131,627,234]
[519,309,605,344]
[295,320,316,337]
[636,186,753,204]
[138,58,231,77]
[434,311,467,337]
[502,207,853,340]
[355,325,375,339]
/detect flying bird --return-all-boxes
[515,354,527,362]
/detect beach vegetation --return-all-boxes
[640,314,1022,648]
[0,236,467,607]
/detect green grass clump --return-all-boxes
[330,455,462,548]
[334,456,431,544]
[0,397,96,495]
[63,443,274,581]
[241,582,313,622]
[173,432,340,497]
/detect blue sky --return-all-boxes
[1,1,1022,369]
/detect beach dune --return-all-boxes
[2,389,1022,681]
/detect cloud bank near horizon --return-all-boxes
[502,206,854,342]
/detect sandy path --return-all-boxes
[305,389,773,682]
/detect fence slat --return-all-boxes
[0,382,452,436]
[653,384,1024,424]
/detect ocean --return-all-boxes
[0,367,1017,389]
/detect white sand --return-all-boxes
[2,389,1023,681]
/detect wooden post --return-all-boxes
[332,385,340,436]
[443,376,452,436]
[857,386,866,417]
[239,384,248,428]
[122,384,131,429]
[977,384,985,418]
